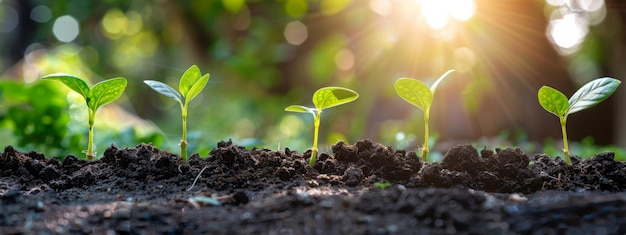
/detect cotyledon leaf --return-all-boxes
[89,77,127,111]
[538,86,569,118]
[394,78,433,111]
[567,77,621,115]
[144,80,182,104]
[41,74,91,99]
[312,87,359,110]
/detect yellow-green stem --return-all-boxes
[560,117,571,164]
[181,105,188,162]
[309,112,321,166]
[422,108,430,161]
[87,110,95,161]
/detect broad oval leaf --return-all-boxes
[41,74,90,99]
[312,87,359,110]
[285,105,317,116]
[538,86,569,118]
[430,70,455,93]
[89,77,127,111]
[144,80,182,104]
[179,65,202,99]
[567,77,621,115]
[185,73,210,104]
[394,78,433,111]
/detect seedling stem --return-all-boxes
[422,107,430,160]
[560,117,570,164]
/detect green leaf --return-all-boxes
[179,65,201,99]
[568,77,621,115]
[312,87,359,110]
[41,74,90,99]
[144,80,182,104]
[185,73,210,104]
[285,105,317,116]
[394,78,433,111]
[430,70,455,93]
[538,86,569,118]
[89,77,127,111]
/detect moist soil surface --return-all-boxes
[2,139,626,234]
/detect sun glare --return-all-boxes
[419,0,475,30]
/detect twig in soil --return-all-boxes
[187,166,208,191]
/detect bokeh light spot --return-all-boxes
[126,11,143,35]
[52,15,80,42]
[421,0,449,30]
[548,13,587,54]
[419,0,475,30]
[449,0,475,21]
[284,21,308,45]
[334,48,355,70]
[577,0,604,12]
[0,6,18,32]
[101,9,127,39]
[30,5,52,23]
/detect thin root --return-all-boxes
[187,166,208,191]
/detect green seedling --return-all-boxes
[144,65,210,162]
[538,77,620,164]
[285,87,359,166]
[394,70,455,161]
[41,74,127,160]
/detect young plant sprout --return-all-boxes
[285,87,359,166]
[41,74,127,160]
[538,77,621,164]
[144,65,210,162]
[394,70,455,161]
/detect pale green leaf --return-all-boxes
[538,86,569,118]
[312,87,359,110]
[89,77,127,111]
[568,77,621,115]
[179,65,202,99]
[394,78,433,111]
[285,105,317,116]
[41,74,90,99]
[430,70,455,93]
[185,73,210,104]
[144,80,182,104]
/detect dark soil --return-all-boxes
[2,139,626,234]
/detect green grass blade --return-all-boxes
[90,77,127,111]
[41,74,90,99]
[312,87,359,110]
[144,80,182,104]
[394,78,433,111]
[567,77,621,115]
[538,86,569,118]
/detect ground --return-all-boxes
[1,139,626,234]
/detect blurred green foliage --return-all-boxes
[0,79,164,158]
